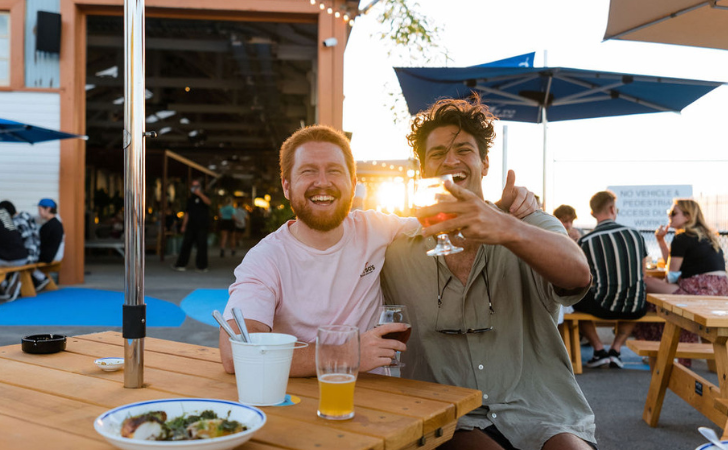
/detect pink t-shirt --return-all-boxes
[223,210,417,343]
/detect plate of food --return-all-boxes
[94,398,266,450]
[95,357,124,371]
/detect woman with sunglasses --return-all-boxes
[646,199,727,295]
[635,199,727,366]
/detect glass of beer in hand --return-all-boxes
[413,174,463,256]
[316,325,359,420]
[370,305,411,368]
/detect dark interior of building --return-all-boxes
[84,15,319,224]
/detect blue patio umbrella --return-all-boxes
[0,118,87,144]
[394,59,722,206]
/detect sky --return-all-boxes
[342,0,728,228]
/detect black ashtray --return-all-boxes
[21,334,67,354]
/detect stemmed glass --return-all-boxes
[370,305,411,368]
[413,175,464,256]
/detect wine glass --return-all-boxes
[370,305,411,368]
[413,175,464,256]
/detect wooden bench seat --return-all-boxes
[627,339,715,372]
[559,311,666,374]
[0,261,61,298]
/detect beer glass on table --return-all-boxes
[370,305,411,368]
[316,325,359,420]
[413,174,463,256]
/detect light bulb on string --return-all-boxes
[319,3,325,10]
[327,7,333,14]
[334,11,340,18]
[343,14,349,21]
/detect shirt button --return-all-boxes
[491,413,497,419]
[478,364,484,370]
[483,394,488,400]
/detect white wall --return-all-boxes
[0,91,61,213]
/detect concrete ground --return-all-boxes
[0,244,718,450]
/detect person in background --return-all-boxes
[0,201,40,264]
[172,179,211,272]
[33,198,65,293]
[635,199,728,366]
[218,197,236,258]
[574,191,648,369]
[232,202,249,256]
[381,95,596,450]
[0,202,28,302]
[553,204,582,242]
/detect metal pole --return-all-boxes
[123,0,146,388]
[542,110,548,211]
[501,125,508,189]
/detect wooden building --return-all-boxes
[0,0,357,284]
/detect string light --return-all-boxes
[306,1,358,26]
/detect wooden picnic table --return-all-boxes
[645,268,667,279]
[0,331,482,450]
[643,294,728,438]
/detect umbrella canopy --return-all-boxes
[0,118,86,144]
[394,65,722,122]
[604,0,728,51]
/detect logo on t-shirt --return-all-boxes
[360,262,375,278]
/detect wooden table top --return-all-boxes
[647,294,728,327]
[645,268,666,279]
[0,331,482,450]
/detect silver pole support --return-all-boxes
[123,0,146,389]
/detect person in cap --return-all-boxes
[34,198,65,292]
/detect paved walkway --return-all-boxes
[0,245,718,450]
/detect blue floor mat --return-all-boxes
[180,289,229,327]
[581,345,650,371]
[0,288,185,327]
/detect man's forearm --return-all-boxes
[503,218,591,290]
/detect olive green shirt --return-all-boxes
[381,211,595,450]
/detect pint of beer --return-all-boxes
[316,325,359,420]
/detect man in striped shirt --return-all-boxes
[575,190,648,368]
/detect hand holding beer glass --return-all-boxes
[316,325,359,420]
[370,305,411,368]
[413,174,463,256]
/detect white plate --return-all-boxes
[696,440,728,450]
[95,357,124,371]
[94,398,266,450]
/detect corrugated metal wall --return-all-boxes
[0,91,61,213]
[25,0,60,88]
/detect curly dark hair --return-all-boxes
[406,92,497,170]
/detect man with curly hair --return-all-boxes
[381,94,596,450]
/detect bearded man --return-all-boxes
[219,125,536,376]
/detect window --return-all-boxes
[0,12,8,86]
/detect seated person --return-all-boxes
[382,95,595,450]
[553,204,582,242]
[574,191,648,368]
[33,198,65,292]
[0,201,40,264]
[635,199,728,366]
[0,202,29,302]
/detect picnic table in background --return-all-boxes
[642,294,728,438]
[0,331,482,449]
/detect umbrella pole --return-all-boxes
[541,110,548,211]
[123,0,147,389]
